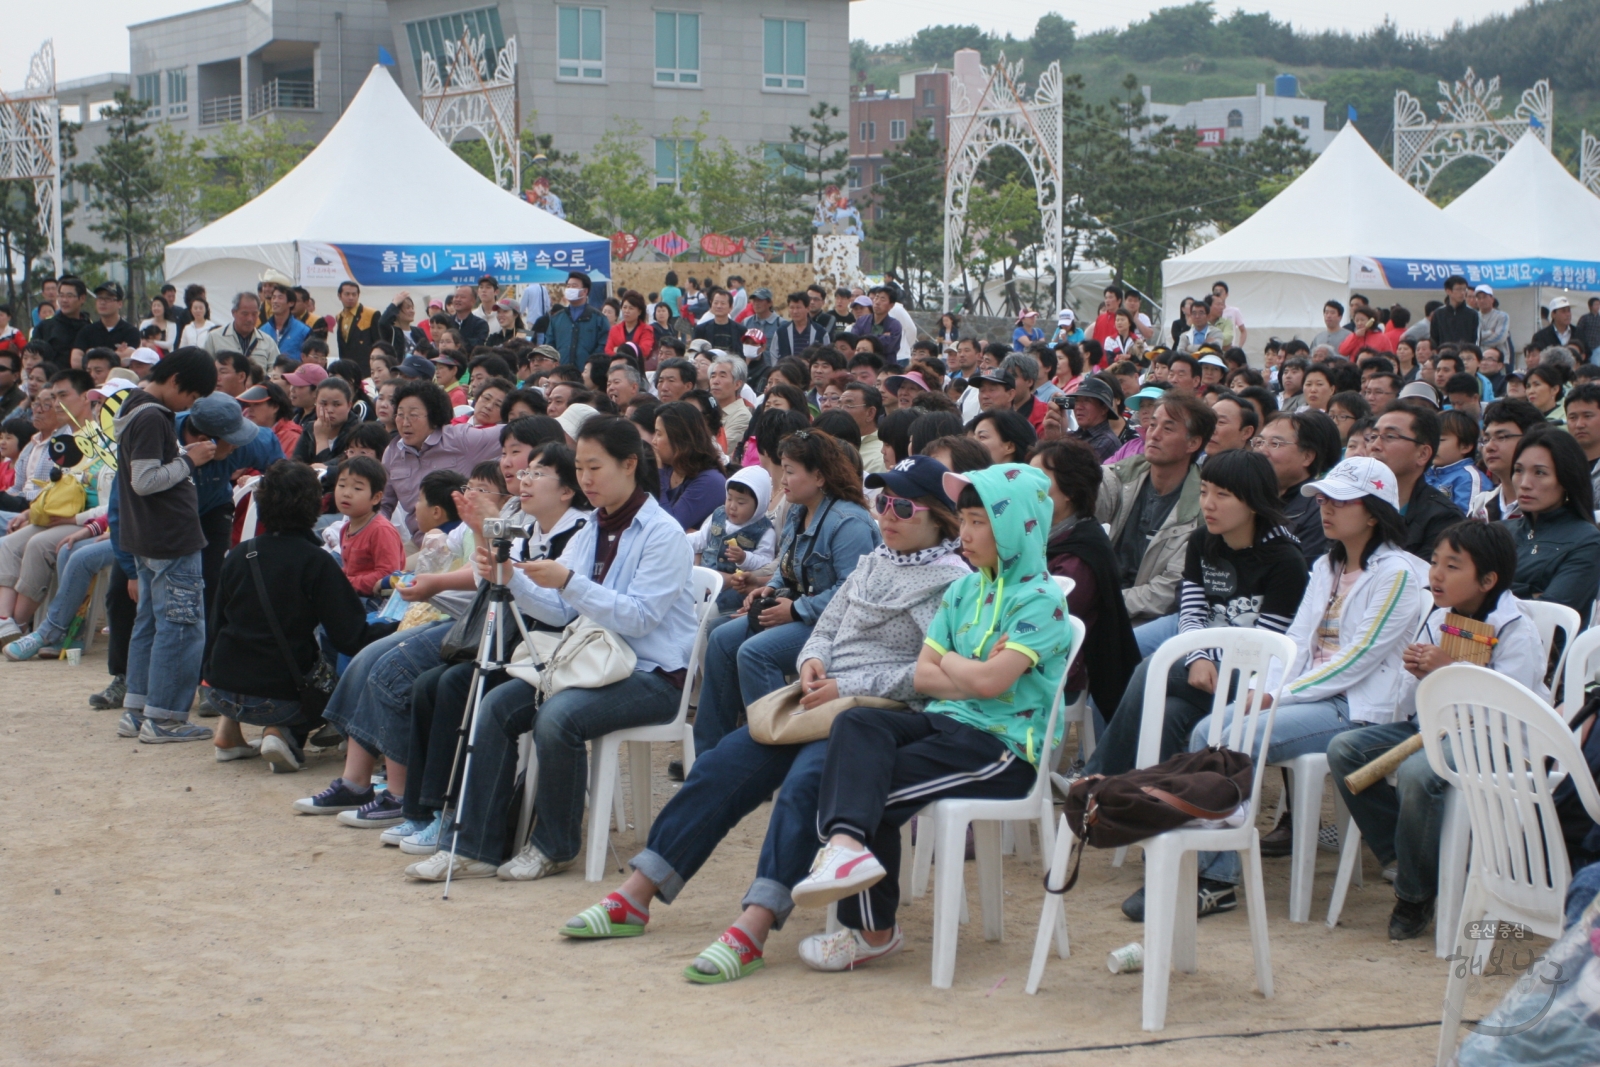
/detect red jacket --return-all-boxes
[1339,328,1393,358]
[339,512,406,596]
[606,320,656,366]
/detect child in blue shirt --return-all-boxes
[1424,410,1484,515]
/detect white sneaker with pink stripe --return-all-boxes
[790,843,887,909]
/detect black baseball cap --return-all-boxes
[864,454,955,510]
[94,281,124,301]
[970,371,1016,390]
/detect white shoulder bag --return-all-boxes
[505,616,636,699]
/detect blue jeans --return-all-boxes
[1327,720,1454,906]
[1084,657,1219,778]
[1134,613,1180,658]
[692,615,813,755]
[1567,861,1600,929]
[323,620,450,765]
[209,689,305,729]
[454,670,680,866]
[35,538,114,646]
[124,552,205,722]
[1188,695,1352,886]
[632,726,828,930]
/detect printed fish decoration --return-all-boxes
[991,498,1010,515]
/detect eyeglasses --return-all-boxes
[1257,435,1299,451]
[1330,411,1355,424]
[873,494,931,520]
[1375,431,1420,446]
[1314,493,1362,508]
[516,468,553,482]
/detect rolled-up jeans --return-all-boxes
[692,615,813,755]
[1187,695,1354,886]
[453,670,680,866]
[124,551,205,723]
[323,620,450,764]
[34,538,114,646]
[631,726,828,930]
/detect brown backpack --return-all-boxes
[1048,746,1254,893]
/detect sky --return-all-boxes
[3,0,1519,87]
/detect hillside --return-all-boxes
[852,0,1600,202]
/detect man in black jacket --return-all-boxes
[447,285,490,349]
[1531,295,1577,352]
[32,276,90,366]
[1366,402,1463,560]
[1430,274,1480,349]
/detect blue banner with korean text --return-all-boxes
[299,240,611,288]
[1351,255,1600,291]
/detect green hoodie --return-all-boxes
[923,463,1074,764]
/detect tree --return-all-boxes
[909,24,995,64]
[71,91,162,303]
[775,103,852,250]
[1208,119,1313,229]
[200,120,311,220]
[1031,14,1076,67]
[866,119,945,308]
[149,125,211,246]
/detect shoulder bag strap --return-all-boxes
[245,539,306,689]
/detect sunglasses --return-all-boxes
[873,494,931,520]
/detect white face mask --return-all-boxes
[743,344,761,360]
[564,287,583,302]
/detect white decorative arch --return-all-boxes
[942,50,1063,314]
[1580,130,1600,198]
[420,31,520,191]
[1393,68,1552,194]
[0,41,62,274]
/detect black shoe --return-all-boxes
[1120,879,1238,923]
[1388,896,1435,941]
[1197,878,1238,918]
[667,759,684,782]
[1259,811,1294,857]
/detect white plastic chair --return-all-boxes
[582,567,721,882]
[1562,626,1600,722]
[1025,628,1296,1032]
[1267,752,1354,922]
[1417,664,1600,1067]
[1520,598,1581,693]
[921,606,1084,989]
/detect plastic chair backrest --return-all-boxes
[676,567,723,716]
[1561,626,1600,724]
[1135,628,1298,825]
[1519,598,1581,686]
[1416,664,1600,925]
[1028,576,1086,780]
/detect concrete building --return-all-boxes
[848,67,949,217]
[1145,75,1334,154]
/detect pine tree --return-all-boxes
[71,91,162,302]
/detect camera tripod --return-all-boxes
[438,535,536,898]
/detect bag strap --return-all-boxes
[1043,834,1084,895]
[245,538,306,690]
[1140,785,1243,823]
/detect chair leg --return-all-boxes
[612,753,628,833]
[899,821,915,894]
[585,738,619,882]
[826,901,841,934]
[681,725,697,776]
[514,733,537,852]
[1435,788,1471,959]
[931,811,970,988]
[973,820,1004,942]
[1242,840,1274,998]
[1026,815,1076,995]
[1012,819,1034,865]
[1436,880,1486,1067]
[1325,817,1363,928]
[911,813,935,899]
[1171,850,1199,975]
[1288,768,1323,923]
[629,741,653,845]
[1111,845,1128,868]
[1140,846,1179,1031]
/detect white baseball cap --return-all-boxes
[1548,296,1572,311]
[129,347,162,366]
[1301,457,1401,512]
[1473,283,1494,296]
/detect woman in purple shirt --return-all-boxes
[653,401,727,531]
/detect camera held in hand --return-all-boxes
[746,593,781,635]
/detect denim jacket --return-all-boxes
[508,493,697,674]
[769,495,881,625]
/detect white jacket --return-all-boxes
[1396,596,1550,720]
[1271,543,1427,724]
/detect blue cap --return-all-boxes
[397,354,435,379]
[864,454,955,510]
[185,394,258,447]
[1126,385,1168,410]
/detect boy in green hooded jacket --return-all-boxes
[788,462,1076,973]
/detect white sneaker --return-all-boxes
[405,849,498,882]
[798,926,905,972]
[790,843,886,909]
[259,734,302,774]
[0,618,22,644]
[214,744,258,762]
[497,842,574,881]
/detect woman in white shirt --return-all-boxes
[178,296,216,348]
[140,296,178,353]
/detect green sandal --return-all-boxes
[559,894,649,939]
[683,927,765,984]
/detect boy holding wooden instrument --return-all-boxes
[1327,521,1547,941]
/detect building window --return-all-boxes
[655,12,700,86]
[406,8,507,85]
[558,6,605,80]
[890,119,906,141]
[135,73,161,109]
[859,121,875,142]
[922,88,935,106]
[1293,114,1310,129]
[846,165,861,190]
[763,19,806,91]
[764,143,804,178]
[655,138,694,188]
[166,69,188,116]
[1226,108,1244,128]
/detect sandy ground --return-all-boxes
[0,648,1537,1067]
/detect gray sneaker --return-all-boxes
[138,718,215,744]
[116,709,145,738]
[195,688,221,718]
[91,676,128,710]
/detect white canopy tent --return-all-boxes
[164,66,608,310]
[1162,124,1514,351]
[1444,130,1600,340]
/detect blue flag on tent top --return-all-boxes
[1530,115,1545,129]
[378,46,396,66]
[1347,104,1358,122]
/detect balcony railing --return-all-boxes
[249,78,318,117]
[200,95,242,126]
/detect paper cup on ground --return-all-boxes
[1107,942,1144,974]
[64,648,82,666]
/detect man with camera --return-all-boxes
[1057,377,1121,461]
